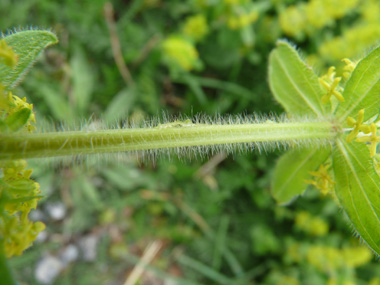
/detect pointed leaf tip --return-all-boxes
[0,29,58,89]
[269,40,328,117]
[335,45,380,122]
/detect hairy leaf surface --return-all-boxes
[333,139,380,255]
[335,46,380,122]
[0,30,58,89]
[269,40,327,117]
[271,147,330,204]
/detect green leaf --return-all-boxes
[333,139,380,255]
[4,107,31,132]
[0,29,58,89]
[38,85,75,122]
[271,147,330,204]
[335,46,380,122]
[71,45,95,115]
[104,88,136,122]
[72,175,103,211]
[268,40,327,117]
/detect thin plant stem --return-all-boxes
[0,120,338,161]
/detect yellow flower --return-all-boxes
[361,0,380,23]
[305,163,335,196]
[342,246,372,267]
[306,0,333,29]
[295,211,329,236]
[0,93,37,133]
[307,245,343,272]
[319,23,380,61]
[306,244,372,274]
[0,161,44,258]
[223,0,249,6]
[286,242,304,263]
[162,36,200,71]
[342,58,358,79]
[2,214,45,258]
[279,5,307,37]
[183,14,209,42]
[319,66,344,103]
[346,109,371,143]
[0,39,18,67]
[323,0,359,19]
[369,277,380,285]
[227,10,259,30]
[356,123,380,157]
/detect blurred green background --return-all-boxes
[2,0,380,284]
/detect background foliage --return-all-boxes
[2,0,380,284]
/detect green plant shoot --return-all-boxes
[2,28,380,283]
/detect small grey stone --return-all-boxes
[78,235,98,262]
[35,255,63,284]
[45,202,66,220]
[60,244,79,265]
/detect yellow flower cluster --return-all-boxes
[286,241,372,281]
[0,40,17,67]
[0,40,45,258]
[0,161,45,257]
[161,36,200,71]
[227,10,259,30]
[305,164,335,196]
[279,6,306,38]
[294,211,329,236]
[279,0,359,38]
[319,23,380,61]
[307,245,372,272]
[0,94,37,133]
[317,0,380,61]
[223,0,249,5]
[183,14,209,42]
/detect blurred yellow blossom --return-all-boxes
[223,0,249,6]
[276,275,299,285]
[361,0,380,23]
[162,36,200,71]
[369,277,380,285]
[324,0,359,19]
[305,163,335,196]
[280,0,359,38]
[306,245,373,273]
[342,246,372,267]
[306,0,333,29]
[0,39,18,67]
[327,279,356,285]
[319,23,380,61]
[183,14,209,42]
[286,242,304,263]
[295,211,329,236]
[307,245,343,272]
[279,5,307,37]
[227,10,259,30]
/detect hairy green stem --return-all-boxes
[0,121,338,160]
